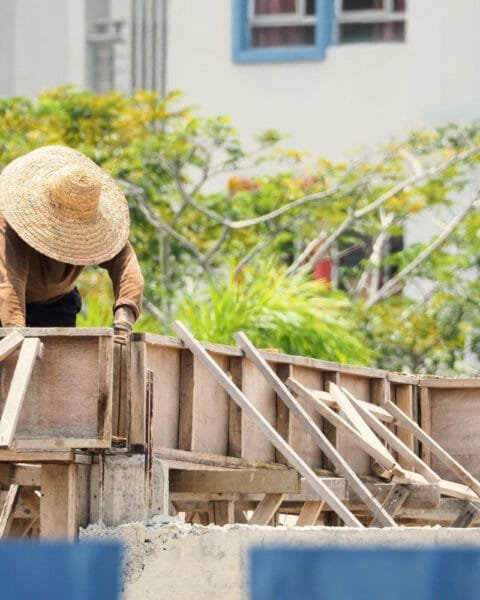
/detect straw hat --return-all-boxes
[0,145,130,265]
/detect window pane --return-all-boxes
[254,0,297,15]
[342,0,384,10]
[339,21,405,42]
[251,25,315,47]
[394,0,406,11]
[305,0,316,15]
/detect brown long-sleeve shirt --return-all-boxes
[0,214,144,327]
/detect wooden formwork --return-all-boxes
[1,328,480,537]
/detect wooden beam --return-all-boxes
[286,378,396,471]
[384,398,480,498]
[370,485,411,527]
[40,464,79,539]
[172,321,364,528]
[344,389,440,483]
[0,484,20,538]
[296,501,325,526]
[0,338,42,447]
[452,502,480,528]
[213,500,235,525]
[0,331,24,362]
[0,463,41,487]
[249,493,285,526]
[234,331,397,528]
[169,469,300,494]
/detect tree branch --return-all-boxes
[365,190,480,308]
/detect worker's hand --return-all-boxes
[113,306,135,345]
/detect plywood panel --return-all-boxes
[429,387,480,479]
[179,351,230,455]
[240,358,276,462]
[0,335,113,448]
[335,373,373,475]
[145,345,181,451]
[287,365,323,469]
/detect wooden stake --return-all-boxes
[172,321,364,528]
[0,484,20,538]
[296,501,325,526]
[234,331,397,527]
[0,331,24,362]
[384,398,480,498]
[249,493,285,526]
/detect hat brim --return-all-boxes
[0,145,130,266]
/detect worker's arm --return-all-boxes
[0,214,29,327]
[99,242,144,327]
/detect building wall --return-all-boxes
[0,0,88,97]
[166,0,480,160]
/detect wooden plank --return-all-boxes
[370,485,410,527]
[40,464,78,539]
[172,321,364,528]
[333,374,373,475]
[154,447,288,470]
[0,338,42,447]
[427,387,480,480]
[0,331,24,362]
[330,382,390,461]
[344,390,440,483]
[0,335,114,449]
[0,451,90,463]
[234,331,396,527]
[240,358,277,462]
[452,502,480,528]
[169,468,300,494]
[287,366,324,469]
[296,500,325,526]
[213,501,234,525]
[384,398,480,498]
[228,357,243,457]
[146,345,181,451]
[179,350,230,455]
[286,377,397,471]
[275,364,290,465]
[438,480,479,502]
[419,378,480,388]
[249,493,285,525]
[0,328,112,337]
[129,340,146,449]
[419,387,432,465]
[393,384,415,468]
[0,484,20,538]
[0,464,41,487]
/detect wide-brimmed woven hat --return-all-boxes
[0,145,130,265]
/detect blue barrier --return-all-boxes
[0,541,122,600]
[249,546,480,600]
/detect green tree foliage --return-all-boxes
[2,88,480,371]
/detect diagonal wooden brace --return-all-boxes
[0,337,43,448]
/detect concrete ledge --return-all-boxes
[81,521,480,600]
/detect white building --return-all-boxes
[1,0,479,161]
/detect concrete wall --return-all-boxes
[166,0,480,159]
[82,521,480,600]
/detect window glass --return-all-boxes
[252,25,315,47]
[305,0,316,15]
[339,21,405,43]
[394,0,406,11]
[254,0,297,14]
[342,0,384,10]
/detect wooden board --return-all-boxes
[179,350,230,455]
[286,366,323,469]
[232,358,277,462]
[334,373,373,475]
[142,343,181,451]
[392,383,416,468]
[0,334,113,450]
[427,387,480,480]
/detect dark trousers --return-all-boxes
[26,287,82,327]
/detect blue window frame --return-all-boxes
[232,0,334,63]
